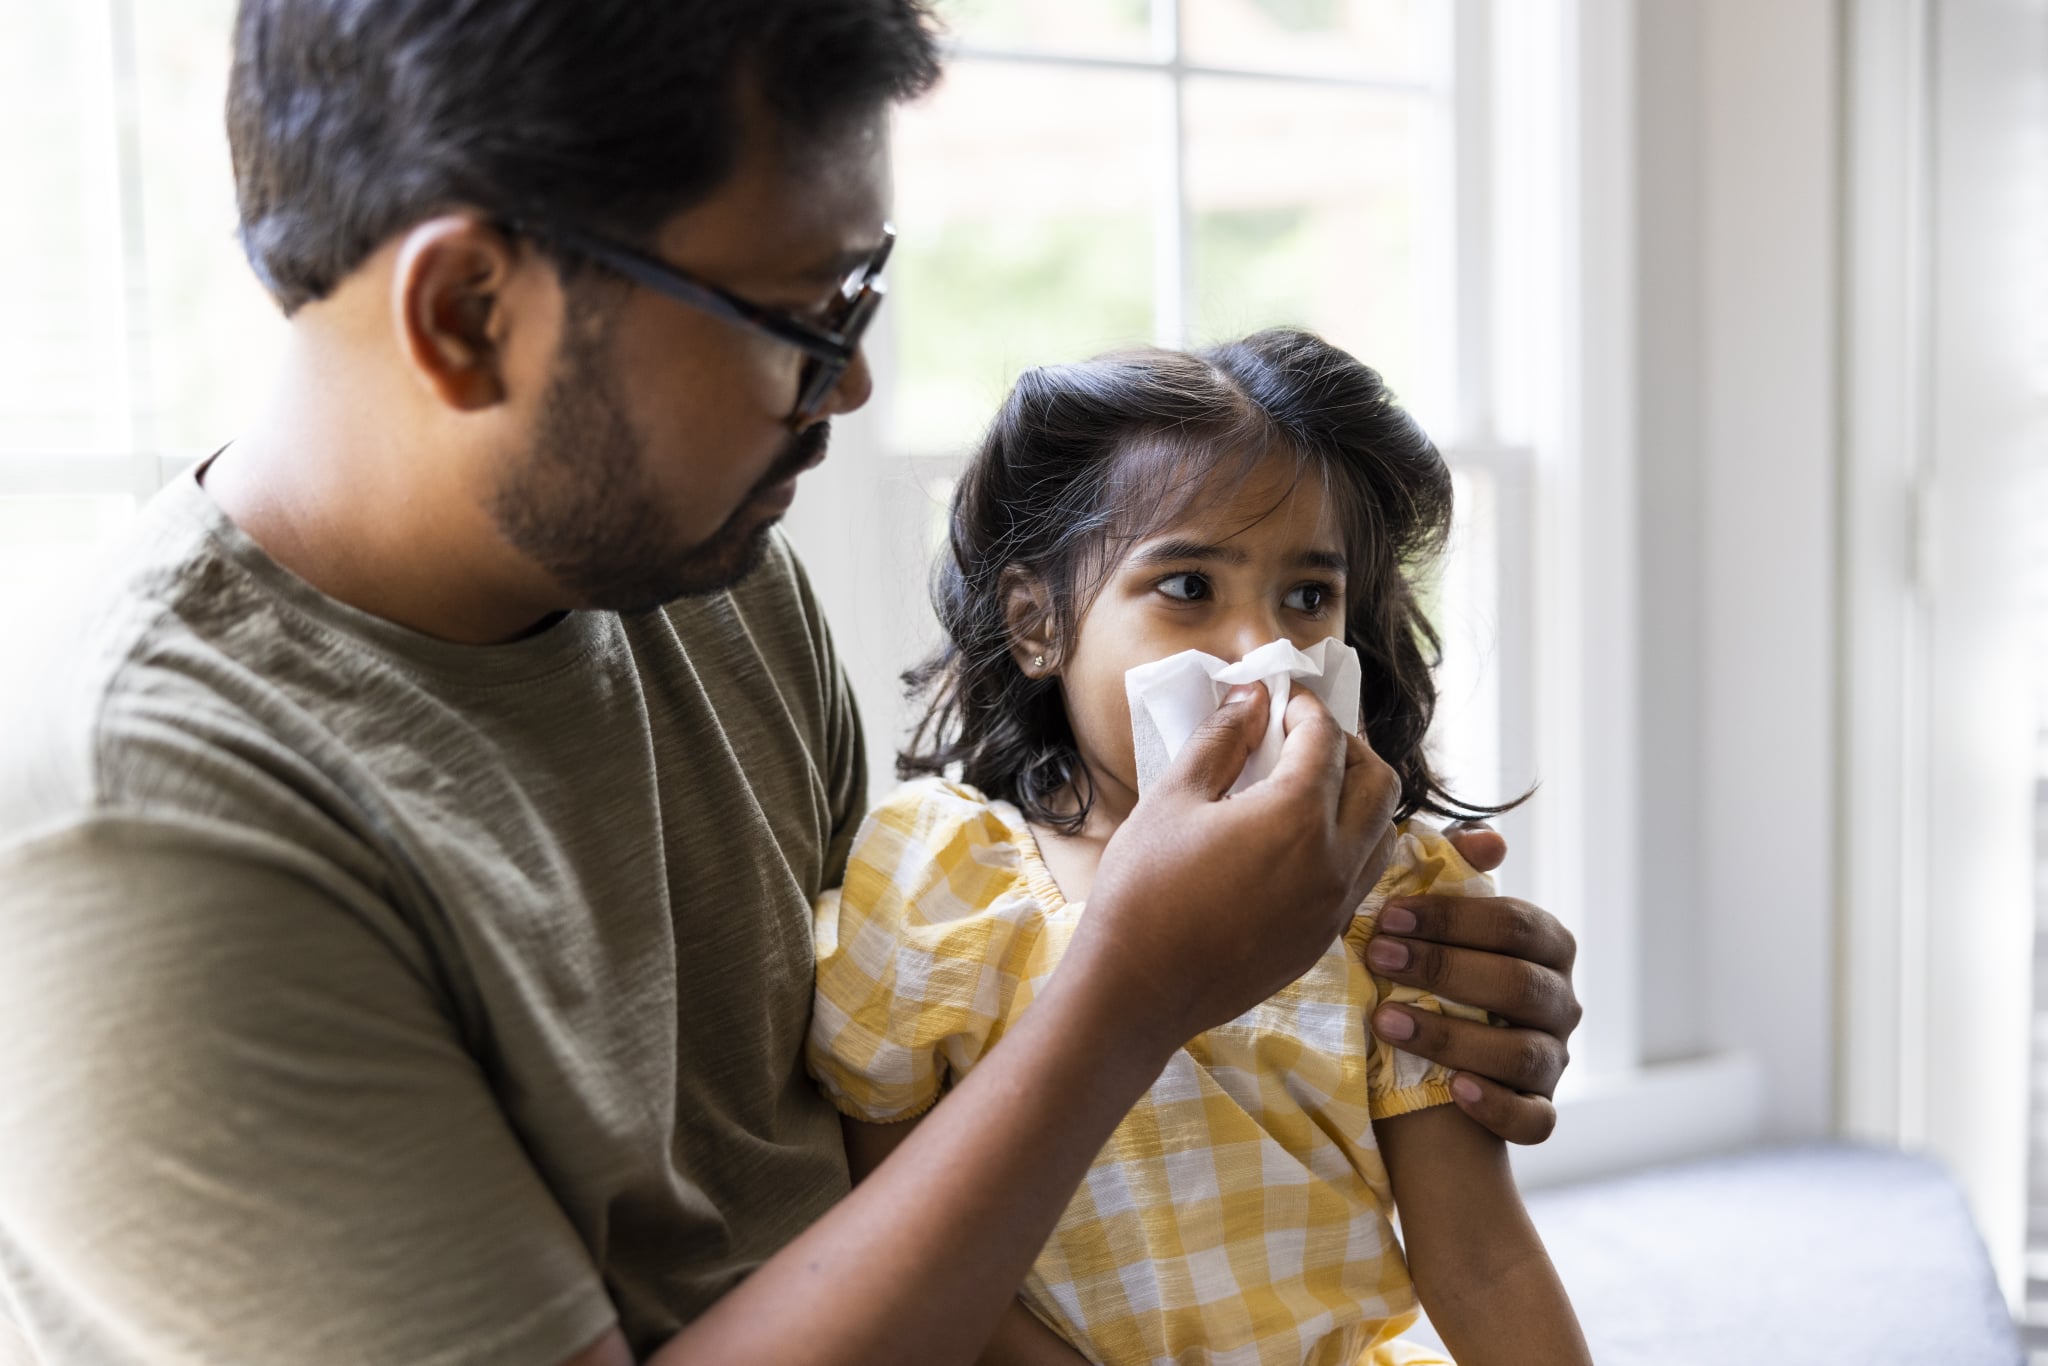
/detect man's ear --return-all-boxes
[390,216,522,412]
[1000,567,1058,679]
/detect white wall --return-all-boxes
[1632,0,1707,1066]
[1696,0,1843,1142]
[1632,0,1843,1138]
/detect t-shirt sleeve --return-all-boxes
[1349,826,1499,1122]
[807,783,1050,1124]
[0,819,617,1366]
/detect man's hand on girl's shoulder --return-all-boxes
[1362,832,1582,1145]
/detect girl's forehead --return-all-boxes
[1118,446,1344,550]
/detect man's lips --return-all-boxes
[754,427,829,511]
[760,423,830,489]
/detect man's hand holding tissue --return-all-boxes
[1364,825,1582,1145]
[1069,680,1403,1057]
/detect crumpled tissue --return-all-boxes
[1124,638,1362,795]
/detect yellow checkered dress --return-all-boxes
[808,778,1490,1366]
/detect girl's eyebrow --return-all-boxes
[1129,539,1350,574]
[1130,539,1248,567]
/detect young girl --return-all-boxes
[808,329,1588,1365]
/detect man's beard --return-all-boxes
[487,307,829,612]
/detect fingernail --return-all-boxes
[1379,903,1417,934]
[1452,1075,1482,1104]
[1366,938,1408,972]
[1223,684,1259,706]
[1374,1007,1415,1041]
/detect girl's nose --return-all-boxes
[1223,610,1285,662]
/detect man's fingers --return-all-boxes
[1370,1005,1569,1099]
[1257,688,1346,804]
[1162,682,1270,799]
[1379,893,1577,973]
[1365,935,1580,1036]
[1335,729,1399,833]
[1444,1071,1559,1146]
[1443,820,1508,873]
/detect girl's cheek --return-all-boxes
[1068,684,1139,786]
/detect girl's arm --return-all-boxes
[1374,1104,1591,1366]
[843,1119,1093,1366]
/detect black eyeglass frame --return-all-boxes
[505,218,894,422]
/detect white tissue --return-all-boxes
[1124,638,1363,794]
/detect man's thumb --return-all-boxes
[1163,683,1269,799]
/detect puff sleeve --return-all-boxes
[808,779,1066,1123]
[1347,825,1499,1121]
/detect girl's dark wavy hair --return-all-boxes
[900,326,1530,834]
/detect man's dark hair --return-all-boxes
[901,327,1532,834]
[228,0,942,313]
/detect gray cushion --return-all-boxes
[1407,1143,2022,1364]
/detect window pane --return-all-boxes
[940,0,1155,59]
[1430,467,1503,811]
[0,6,125,454]
[1185,78,1443,423]
[0,0,281,461]
[892,63,1161,455]
[132,0,286,455]
[1182,0,1436,81]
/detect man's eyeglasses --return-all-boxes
[507,219,894,423]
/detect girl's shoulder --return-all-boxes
[844,776,1049,914]
[862,774,1027,847]
[1371,818,1495,903]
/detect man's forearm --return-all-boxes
[648,941,1177,1366]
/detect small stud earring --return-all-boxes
[1033,655,1046,669]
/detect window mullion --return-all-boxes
[1153,0,1189,349]
[1452,0,1496,447]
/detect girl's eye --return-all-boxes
[1285,583,1335,615]
[1157,572,1211,603]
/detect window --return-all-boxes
[4,0,1626,1079]
[0,0,279,632]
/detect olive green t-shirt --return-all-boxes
[0,468,867,1364]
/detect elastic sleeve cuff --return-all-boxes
[812,1080,943,1125]
[1369,1079,1459,1122]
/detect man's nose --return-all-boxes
[813,346,874,420]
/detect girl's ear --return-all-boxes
[1000,567,1058,678]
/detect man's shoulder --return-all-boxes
[0,483,340,847]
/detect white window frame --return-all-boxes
[1839,0,2045,1306]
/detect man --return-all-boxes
[0,3,1582,1362]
